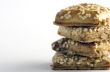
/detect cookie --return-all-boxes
[54,3,110,26]
[52,38,110,58]
[58,26,110,42]
[52,53,110,70]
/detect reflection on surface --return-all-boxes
[0,61,109,72]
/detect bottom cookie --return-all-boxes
[52,53,110,70]
[52,63,110,70]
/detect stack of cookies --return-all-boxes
[51,3,110,70]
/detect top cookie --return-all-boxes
[54,3,110,26]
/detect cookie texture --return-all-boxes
[54,3,110,26]
[52,38,110,58]
[52,3,110,70]
[58,26,110,42]
[52,53,110,70]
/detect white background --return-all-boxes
[0,0,110,72]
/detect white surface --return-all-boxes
[0,0,110,71]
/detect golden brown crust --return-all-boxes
[52,53,110,70]
[54,3,110,26]
[52,38,110,58]
[58,26,110,42]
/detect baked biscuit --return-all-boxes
[54,3,110,26]
[52,38,110,58]
[52,53,110,70]
[58,26,110,42]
